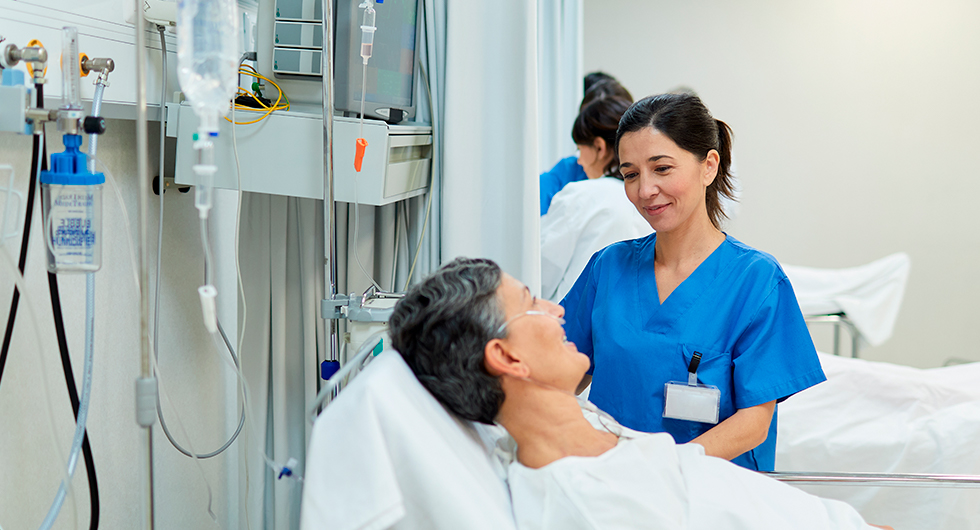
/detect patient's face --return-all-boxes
[496,274,590,392]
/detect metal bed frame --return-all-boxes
[804,312,861,358]
[765,471,980,488]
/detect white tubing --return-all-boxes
[38,273,95,529]
[39,73,107,530]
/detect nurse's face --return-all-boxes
[618,127,718,233]
[495,274,589,392]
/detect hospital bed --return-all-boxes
[301,346,980,530]
[775,352,980,530]
[783,252,911,358]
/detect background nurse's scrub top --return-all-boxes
[561,233,826,471]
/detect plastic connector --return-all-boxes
[198,284,218,333]
[278,457,299,480]
[135,377,159,427]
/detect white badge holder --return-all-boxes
[663,352,720,424]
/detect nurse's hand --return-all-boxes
[689,400,776,461]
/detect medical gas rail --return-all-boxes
[764,471,980,488]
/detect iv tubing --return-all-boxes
[153,27,245,461]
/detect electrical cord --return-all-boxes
[153,26,245,460]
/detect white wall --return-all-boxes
[583,0,980,368]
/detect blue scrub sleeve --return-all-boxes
[731,278,826,409]
[560,253,599,374]
[540,157,587,215]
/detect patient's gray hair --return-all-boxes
[389,257,506,424]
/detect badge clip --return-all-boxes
[663,351,721,424]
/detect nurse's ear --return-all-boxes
[594,137,613,165]
[702,149,720,186]
[485,339,530,379]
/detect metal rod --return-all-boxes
[322,0,339,363]
[132,7,156,529]
[833,320,840,356]
[764,471,980,489]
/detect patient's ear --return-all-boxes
[484,339,529,378]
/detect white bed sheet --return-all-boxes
[777,353,980,530]
[783,252,910,346]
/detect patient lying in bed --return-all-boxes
[388,257,892,530]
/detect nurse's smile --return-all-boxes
[645,204,669,216]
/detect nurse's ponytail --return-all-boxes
[617,94,738,229]
[706,118,735,230]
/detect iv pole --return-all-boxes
[322,0,340,373]
[131,4,157,529]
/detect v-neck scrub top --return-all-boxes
[561,233,826,471]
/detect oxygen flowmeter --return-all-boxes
[39,27,107,273]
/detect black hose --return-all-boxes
[0,81,101,529]
[0,89,43,386]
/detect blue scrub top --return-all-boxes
[540,156,587,215]
[561,233,826,471]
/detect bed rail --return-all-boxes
[764,471,980,488]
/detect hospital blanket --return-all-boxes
[782,253,910,346]
[300,351,516,530]
[508,424,875,529]
[777,353,980,530]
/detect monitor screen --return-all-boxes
[334,0,419,122]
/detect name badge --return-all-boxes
[662,351,720,424]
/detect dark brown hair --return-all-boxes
[616,93,735,228]
[571,96,632,177]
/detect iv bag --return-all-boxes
[176,0,240,133]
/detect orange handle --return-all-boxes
[354,138,368,172]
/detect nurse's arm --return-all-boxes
[689,400,776,461]
[576,374,592,395]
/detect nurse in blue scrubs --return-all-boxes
[561,93,825,471]
[540,73,634,215]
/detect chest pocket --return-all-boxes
[668,345,735,442]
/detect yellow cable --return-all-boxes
[225,68,290,125]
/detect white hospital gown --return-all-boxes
[540,177,653,302]
[508,431,876,530]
